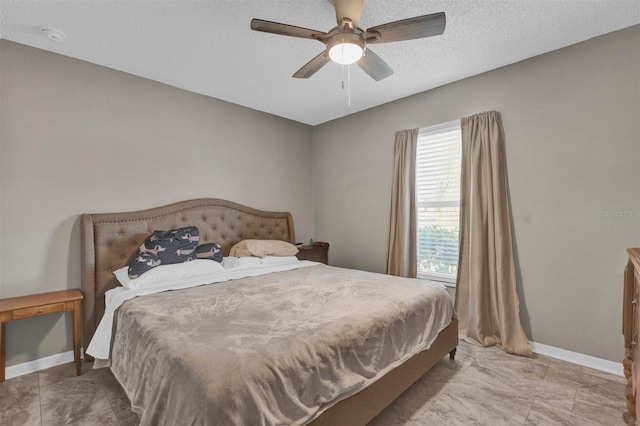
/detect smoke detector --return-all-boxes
[40,27,65,42]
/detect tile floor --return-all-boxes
[0,341,628,425]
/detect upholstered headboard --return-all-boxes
[81,198,295,352]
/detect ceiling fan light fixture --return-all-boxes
[328,41,363,65]
[326,30,365,65]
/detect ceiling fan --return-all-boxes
[250,0,446,81]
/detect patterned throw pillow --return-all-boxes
[195,243,223,263]
[128,226,200,278]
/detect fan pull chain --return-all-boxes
[337,41,351,107]
[348,64,351,107]
[340,65,352,107]
[340,39,345,90]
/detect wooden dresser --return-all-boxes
[624,248,640,424]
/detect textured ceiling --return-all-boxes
[1,1,639,125]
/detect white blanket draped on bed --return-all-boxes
[96,263,454,426]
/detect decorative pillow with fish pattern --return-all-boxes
[195,243,223,263]
[128,226,200,278]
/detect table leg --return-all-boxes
[1,322,5,382]
[72,301,81,376]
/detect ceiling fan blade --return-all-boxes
[250,19,327,42]
[357,48,393,81]
[293,52,331,78]
[335,0,364,28]
[366,12,446,44]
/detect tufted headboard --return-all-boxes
[81,198,295,353]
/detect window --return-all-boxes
[416,120,462,285]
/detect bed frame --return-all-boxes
[81,198,458,425]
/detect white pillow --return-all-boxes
[114,259,224,290]
[222,256,263,269]
[261,256,299,265]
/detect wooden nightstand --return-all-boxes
[0,289,83,382]
[296,243,329,265]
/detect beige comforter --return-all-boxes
[110,264,454,425]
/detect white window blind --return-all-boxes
[416,120,462,284]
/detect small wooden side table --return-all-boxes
[296,242,329,265]
[0,289,83,382]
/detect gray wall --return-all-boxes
[313,25,640,362]
[1,24,638,369]
[0,40,314,367]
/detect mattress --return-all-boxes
[105,264,454,425]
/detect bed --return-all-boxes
[81,198,458,425]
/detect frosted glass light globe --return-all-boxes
[328,42,363,65]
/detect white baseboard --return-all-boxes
[530,341,623,377]
[5,349,84,381]
[4,343,623,381]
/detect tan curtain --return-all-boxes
[455,111,532,356]
[386,128,418,277]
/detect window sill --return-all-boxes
[417,274,456,288]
